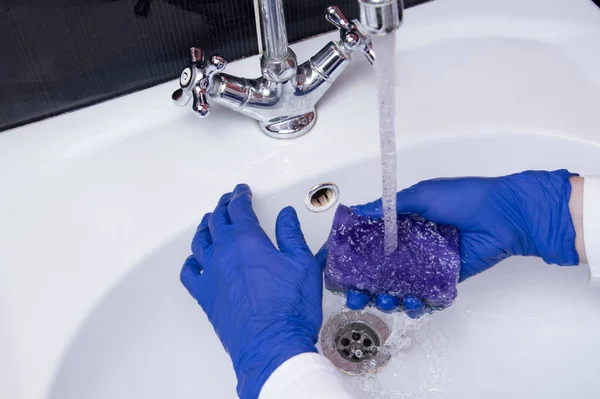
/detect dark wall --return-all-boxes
[0,0,428,132]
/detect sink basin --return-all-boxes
[2,0,600,398]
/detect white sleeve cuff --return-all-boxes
[259,353,356,399]
[583,176,600,287]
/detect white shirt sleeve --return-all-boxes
[583,176,600,287]
[259,353,356,399]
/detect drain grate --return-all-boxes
[336,321,381,362]
[320,311,391,375]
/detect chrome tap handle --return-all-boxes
[325,6,375,65]
[325,5,352,29]
[171,47,227,118]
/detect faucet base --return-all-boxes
[259,110,316,139]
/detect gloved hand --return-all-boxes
[180,184,323,399]
[318,170,579,318]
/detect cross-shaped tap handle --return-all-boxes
[171,47,227,118]
[325,6,375,65]
[325,5,352,29]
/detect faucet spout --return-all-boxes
[259,0,289,61]
[358,0,403,36]
[259,0,298,83]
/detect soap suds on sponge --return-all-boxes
[324,205,461,308]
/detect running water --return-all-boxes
[373,34,398,255]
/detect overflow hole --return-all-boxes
[305,183,339,213]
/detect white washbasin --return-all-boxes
[2,0,600,398]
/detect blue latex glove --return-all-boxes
[318,170,579,318]
[180,184,323,399]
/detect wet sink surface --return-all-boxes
[47,137,600,399]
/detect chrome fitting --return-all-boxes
[172,3,377,139]
[359,0,403,36]
[260,49,298,83]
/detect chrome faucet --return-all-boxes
[172,0,402,139]
[358,0,404,35]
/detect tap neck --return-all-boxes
[258,0,298,83]
[259,0,289,61]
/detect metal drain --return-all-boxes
[305,183,339,212]
[336,321,380,362]
[320,311,391,375]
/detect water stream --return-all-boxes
[373,34,398,255]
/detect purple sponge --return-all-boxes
[324,205,461,308]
